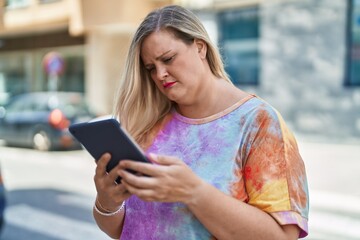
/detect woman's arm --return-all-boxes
[93,153,132,239]
[93,207,125,239]
[186,179,300,240]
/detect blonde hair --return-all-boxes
[114,5,231,145]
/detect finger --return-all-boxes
[95,153,112,177]
[118,169,157,189]
[148,153,181,166]
[119,160,163,177]
[105,162,125,184]
[121,180,157,201]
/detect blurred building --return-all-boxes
[0,0,171,115]
[184,0,360,142]
[0,0,359,142]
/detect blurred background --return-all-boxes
[0,0,359,239]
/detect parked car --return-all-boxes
[0,92,96,151]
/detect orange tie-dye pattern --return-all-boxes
[231,107,308,217]
[277,112,309,211]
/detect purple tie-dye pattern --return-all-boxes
[120,97,309,239]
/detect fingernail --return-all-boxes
[148,153,157,161]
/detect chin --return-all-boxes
[165,89,188,105]
[166,94,181,104]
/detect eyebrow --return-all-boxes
[155,50,171,60]
[144,50,172,68]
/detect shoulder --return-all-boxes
[240,96,282,129]
[238,96,298,151]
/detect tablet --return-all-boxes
[69,118,150,176]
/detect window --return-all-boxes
[346,0,360,86]
[218,7,260,85]
[38,0,61,4]
[0,53,30,104]
[59,56,85,92]
[5,0,30,9]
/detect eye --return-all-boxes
[163,55,175,63]
[146,65,156,73]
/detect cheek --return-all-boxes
[148,71,158,84]
[177,57,199,77]
[151,77,164,91]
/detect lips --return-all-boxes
[163,82,176,88]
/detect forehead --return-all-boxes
[140,30,183,61]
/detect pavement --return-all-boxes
[296,139,360,239]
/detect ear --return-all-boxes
[194,39,207,59]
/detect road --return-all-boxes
[0,140,359,240]
[0,145,110,240]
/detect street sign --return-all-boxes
[43,52,65,76]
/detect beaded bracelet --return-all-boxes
[94,200,125,217]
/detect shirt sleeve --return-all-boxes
[241,104,309,238]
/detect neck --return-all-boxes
[176,78,245,119]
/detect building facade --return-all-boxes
[187,0,360,142]
[0,0,171,115]
[0,0,359,142]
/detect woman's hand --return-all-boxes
[117,153,205,204]
[94,153,132,211]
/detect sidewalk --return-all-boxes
[297,140,360,239]
[298,140,360,197]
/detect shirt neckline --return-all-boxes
[172,94,255,125]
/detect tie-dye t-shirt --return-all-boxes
[120,95,309,239]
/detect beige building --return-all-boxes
[0,0,268,115]
[0,0,263,114]
[1,0,359,141]
[0,0,172,115]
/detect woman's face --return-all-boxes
[140,30,207,105]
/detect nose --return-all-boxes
[156,66,168,81]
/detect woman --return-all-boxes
[93,5,309,240]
